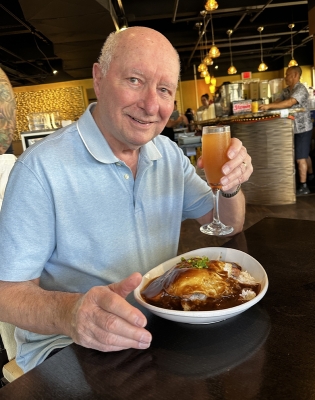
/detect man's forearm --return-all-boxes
[219,189,246,234]
[0,280,81,337]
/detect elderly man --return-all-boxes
[0,27,252,373]
[260,66,313,195]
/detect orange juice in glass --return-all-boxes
[200,125,234,236]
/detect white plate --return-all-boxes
[134,247,268,324]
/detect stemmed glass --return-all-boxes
[200,125,234,236]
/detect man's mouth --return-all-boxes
[130,116,155,125]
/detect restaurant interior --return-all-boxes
[1,0,313,208]
[0,0,315,398]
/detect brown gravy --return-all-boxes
[141,258,261,311]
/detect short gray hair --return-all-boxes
[98,31,120,76]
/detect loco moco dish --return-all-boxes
[141,256,261,311]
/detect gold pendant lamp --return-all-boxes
[257,27,268,72]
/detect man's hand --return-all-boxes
[259,104,270,111]
[197,137,253,192]
[69,272,152,352]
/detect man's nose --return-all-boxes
[138,88,159,115]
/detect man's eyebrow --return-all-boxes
[130,69,177,90]
[130,68,144,76]
[159,81,177,91]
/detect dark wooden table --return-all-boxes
[2,217,315,400]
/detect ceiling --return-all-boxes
[0,0,313,87]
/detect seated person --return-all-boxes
[184,108,195,131]
[161,113,188,141]
[0,27,253,374]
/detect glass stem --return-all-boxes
[212,188,221,226]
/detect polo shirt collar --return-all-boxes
[77,103,162,163]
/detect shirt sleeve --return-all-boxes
[291,84,308,105]
[0,160,56,281]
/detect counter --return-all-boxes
[197,110,297,205]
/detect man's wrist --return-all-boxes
[220,184,241,198]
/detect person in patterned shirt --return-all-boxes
[260,66,313,196]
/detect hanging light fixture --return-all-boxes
[200,70,208,78]
[201,13,213,76]
[227,29,237,75]
[209,84,216,94]
[203,55,213,65]
[205,73,211,84]
[210,76,216,86]
[208,11,220,58]
[288,23,298,67]
[205,0,218,12]
[257,27,268,72]
[196,21,208,75]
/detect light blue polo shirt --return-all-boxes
[0,104,212,372]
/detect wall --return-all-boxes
[13,79,94,141]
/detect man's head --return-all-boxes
[285,66,302,88]
[92,27,180,152]
[201,93,210,107]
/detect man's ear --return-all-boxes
[92,63,102,99]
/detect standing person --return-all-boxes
[0,27,253,373]
[197,93,211,111]
[161,100,188,141]
[0,68,16,210]
[259,66,313,195]
[170,100,179,121]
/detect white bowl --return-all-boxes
[134,247,268,324]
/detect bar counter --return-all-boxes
[1,217,315,399]
[198,110,300,205]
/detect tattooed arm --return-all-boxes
[0,69,16,155]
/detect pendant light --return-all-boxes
[201,13,212,82]
[208,11,220,58]
[203,55,213,66]
[257,27,268,72]
[209,84,216,94]
[196,21,208,75]
[205,0,218,11]
[210,76,216,86]
[227,29,237,75]
[288,23,298,67]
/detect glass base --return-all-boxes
[200,222,234,236]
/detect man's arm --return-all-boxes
[259,97,297,111]
[165,115,187,128]
[0,68,16,154]
[0,274,152,352]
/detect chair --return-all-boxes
[0,322,23,384]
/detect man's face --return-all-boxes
[285,70,298,87]
[93,30,180,151]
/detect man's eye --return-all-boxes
[160,88,170,94]
[129,77,139,84]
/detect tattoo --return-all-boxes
[0,68,16,155]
